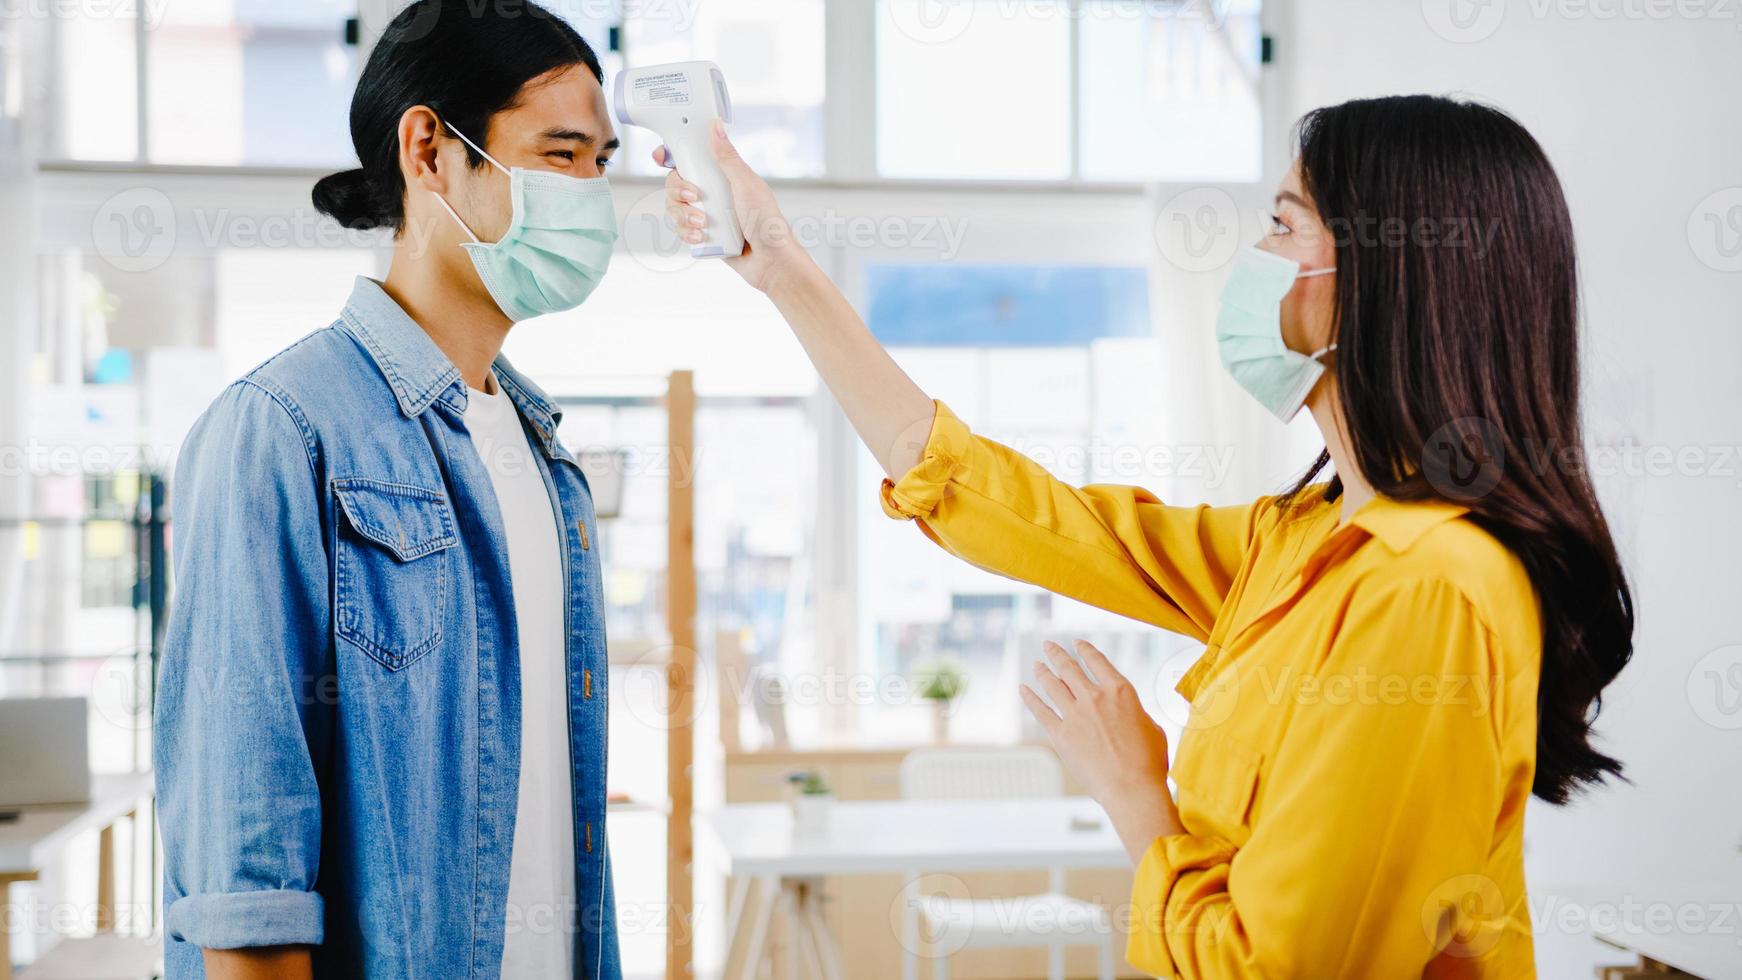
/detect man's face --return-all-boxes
[453,64,620,244]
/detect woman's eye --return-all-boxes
[597,157,613,171]
[1269,213,1292,235]
[547,150,575,162]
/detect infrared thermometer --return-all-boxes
[613,61,744,259]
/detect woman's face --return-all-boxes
[1260,160,1339,357]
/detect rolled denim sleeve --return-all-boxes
[156,379,331,950]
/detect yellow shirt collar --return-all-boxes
[1347,494,1471,552]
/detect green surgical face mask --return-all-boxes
[1215,246,1338,422]
[433,121,619,322]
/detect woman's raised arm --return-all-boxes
[659,123,933,479]
[659,124,1266,638]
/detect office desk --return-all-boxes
[0,773,154,980]
[704,796,1127,980]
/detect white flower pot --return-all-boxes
[792,792,834,836]
[930,698,951,744]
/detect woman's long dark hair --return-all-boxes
[1283,95,1633,804]
[312,0,601,231]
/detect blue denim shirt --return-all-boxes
[156,277,619,979]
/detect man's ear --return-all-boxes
[399,105,447,195]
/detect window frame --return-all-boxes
[38,0,1283,188]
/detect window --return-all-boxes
[617,0,826,178]
[856,262,1175,744]
[1078,0,1263,181]
[876,0,1265,182]
[42,0,1261,182]
[45,0,357,165]
[865,263,1151,346]
[44,6,140,161]
[876,0,1072,180]
[147,0,358,166]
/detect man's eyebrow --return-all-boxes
[1274,190,1311,209]
[537,127,621,151]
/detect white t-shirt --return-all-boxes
[466,374,576,979]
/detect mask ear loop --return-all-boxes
[1289,264,1337,360]
[443,120,511,176]
[432,192,481,244]
[431,117,511,245]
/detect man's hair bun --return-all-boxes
[312,167,394,230]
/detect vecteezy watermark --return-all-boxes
[381,0,701,45]
[882,0,977,45]
[1004,438,1238,489]
[1152,196,1504,275]
[91,648,153,733]
[91,187,176,273]
[1689,187,1742,272]
[1419,873,1508,958]
[468,434,700,488]
[1532,891,1742,943]
[882,0,1237,46]
[0,0,172,29]
[887,874,1117,958]
[91,188,401,273]
[619,187,971,274]
[1422,416,1507,503]
[2,897,157,939]
[1151,654,1500,735]
[1688,643,1742,730]
[619,653,979,733]
[1152,187,1244,274]
[0,439,179,478]
[1415,417,1742,504]
[1527,0,1742,25]
[1420,0,1508,42]
[1426,0,1742,43]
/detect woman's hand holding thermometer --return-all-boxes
[615,61,744,257]
[657,121,808,294]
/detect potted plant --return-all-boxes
[915,660,967,744]
[788,769,833,836]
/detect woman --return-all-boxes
[666,96,1632,976]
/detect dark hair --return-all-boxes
[1283,95,1633,805]
[312,0,602,231]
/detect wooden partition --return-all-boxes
[665,370,697,980]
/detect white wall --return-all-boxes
[1279,1,1742,974]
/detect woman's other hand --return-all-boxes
[1022,639,1184,863]
[658,121,810,294]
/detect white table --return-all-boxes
[703,797,1127,980]
[1565,891,1742,980]
[0,773,155,980]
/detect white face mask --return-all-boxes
[431,121,620,322]
[1214,246,1339,422]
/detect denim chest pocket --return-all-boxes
[332,479,458,670]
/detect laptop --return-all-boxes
[0,697,92,807]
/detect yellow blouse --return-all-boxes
[880,402,1541,979]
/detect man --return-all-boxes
[155,3,625,976]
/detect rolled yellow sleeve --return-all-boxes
[1128,833,1245,976]
[878,399,978,521]
[1124,577,1525,978]
[878,401,1264,640]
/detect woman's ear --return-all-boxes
[399,105,447,195]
